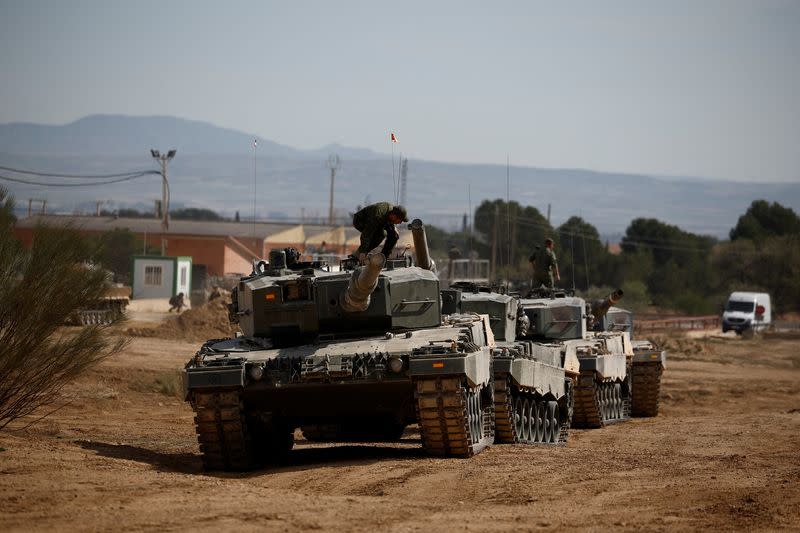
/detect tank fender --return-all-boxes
[409,346,491,388]
[577,353,627,381]
[183,365,245,400]
[494,358,566,399]
[632,348,667,367]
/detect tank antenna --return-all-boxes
[252,138,257,238]
[582,231,590,290]
[571,228,576,292]
[390,132,398,202]
[506,155,511,292]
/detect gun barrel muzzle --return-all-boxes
[409,218,436,273]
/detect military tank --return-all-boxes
[65,266,131,325]
[442,283,578,445]
[591,300,666,417]
[183,220,495,471]
[504,288,635,429]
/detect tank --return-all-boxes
[503,287,634,429]
[183,221,495,471]
[67,266,131,325]
[590,300,667,418]
[443,282,579,445]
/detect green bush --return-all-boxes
[0,187,127,430]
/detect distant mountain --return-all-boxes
[2,115,799,239]
[0,115,379,159]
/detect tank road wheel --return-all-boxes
[415,377,494,457]
[542,402,558,444]
[614,383,623,420]
[520,398,531,442]
[513,396,525,442]
[533,401,544,443]
[602,384,611,422]
[530,399,540,443]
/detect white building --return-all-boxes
[131,256,192,301]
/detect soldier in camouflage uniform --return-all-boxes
[530,238,561,288]
[352,202,409,262]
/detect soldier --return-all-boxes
[352,202,408,262]
[168,292,185,313]
[530,238,561,288]
[208,286,222,302]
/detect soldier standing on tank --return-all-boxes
[530,238,561,288]
[352,202,408,263]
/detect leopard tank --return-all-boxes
[182,220,495,471]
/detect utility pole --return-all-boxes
[326,154,341,225]
[150,149,176,256]
[399,157,408,206]
[28,198,47,216]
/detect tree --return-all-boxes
[556,216,608,291]
[90,228,157,284]
[0,187,126,429]
[170,207,223,221]
[729,200,800,242]
[712,235,800,312]
[474,199,553,271]
[620,218,716,313]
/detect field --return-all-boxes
[1,331,799,532]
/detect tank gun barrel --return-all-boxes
[408,218,437,273]
[341,253,386,312]
[591,289,624,323]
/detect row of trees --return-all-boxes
[431,199,800,315]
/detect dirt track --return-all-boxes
[2,332,799,532]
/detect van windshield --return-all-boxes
[726,301,754,313]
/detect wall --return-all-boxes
[132,258,175,299]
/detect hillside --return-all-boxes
[2,115,798,238]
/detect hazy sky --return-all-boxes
[1,0,798,182]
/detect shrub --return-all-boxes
[0,187,127,429]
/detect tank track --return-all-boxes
[192,390,294,471]
[192,390,256,471]
[414,376,494,457]
[631,364,663,417]
[494,377,570,445]
[571,373,630,429]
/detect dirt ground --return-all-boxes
[1,330,799,532]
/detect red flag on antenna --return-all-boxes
[391,133,398,143]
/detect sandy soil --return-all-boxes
[1,332,799,532]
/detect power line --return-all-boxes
[0,165,159,179]
[0,171,160,187]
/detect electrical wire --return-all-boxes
[0,171,160,187]
[0,165,159,179]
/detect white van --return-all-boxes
[722,292,772,334]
